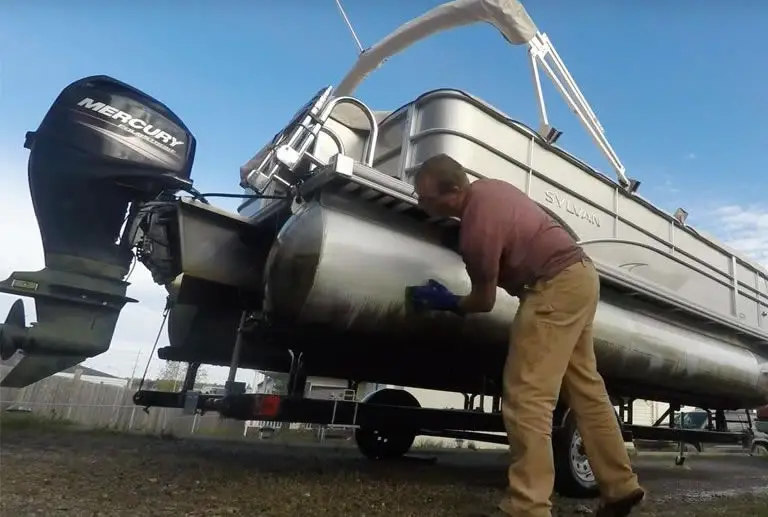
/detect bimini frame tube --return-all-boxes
[334,0,537,96]
[332,0,633,190]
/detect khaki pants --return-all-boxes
[498,258,641,517]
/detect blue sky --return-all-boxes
[2,1,766,210]
[1,1,767,380]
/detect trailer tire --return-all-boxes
[354,388,419,461]
[553,409,602,499]
[751,442,768,457]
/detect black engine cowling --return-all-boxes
[26,74,196,274]
[0,75,196,387]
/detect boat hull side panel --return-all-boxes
[373,89,768,338]
[582,241,737,324]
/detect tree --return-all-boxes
[159,360,183,381]
[155,360,184,391]
[195,365,209,387]
[266,373,289,394]
[271,378,286,395]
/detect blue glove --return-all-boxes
[406,279,461,313]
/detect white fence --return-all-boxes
[0,367,246,437]
[0,366,358,442]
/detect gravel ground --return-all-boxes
[1,417,767,517]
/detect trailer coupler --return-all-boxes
[132,389,349,422]
[131,389,280,419]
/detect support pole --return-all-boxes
[225,312,248,396]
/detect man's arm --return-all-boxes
[458,279,497,314]
[456,202,506,314]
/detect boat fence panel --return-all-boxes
[236,81,767,344]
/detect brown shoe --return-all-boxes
[595,488,646,517]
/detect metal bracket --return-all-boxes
[329,153,354,177]
[225,381,247,396]
[527,32,632,190]
[275,145,302,170]
[183,391,200,415]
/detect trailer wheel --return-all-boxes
[354,388,419,461]
[751,442,768,457]
[553,410,601,499]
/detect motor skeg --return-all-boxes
[0,75,196,388]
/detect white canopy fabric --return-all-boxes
[334,0,538,97]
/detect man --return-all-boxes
[407,154,645,517]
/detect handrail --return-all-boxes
[318,126,347,157]
[318,96,380,167]
[242,87,334,191]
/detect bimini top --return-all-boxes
[239,0,633,190]
[334,0,538,97]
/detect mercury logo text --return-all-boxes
[76,97,184,149]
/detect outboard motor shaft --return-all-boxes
[0,75,196,387]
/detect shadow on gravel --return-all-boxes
[2,421,768,517]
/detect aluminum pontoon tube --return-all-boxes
[263,193,768,409]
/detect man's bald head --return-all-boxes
[413,153,470,194]
[413,154,471,218]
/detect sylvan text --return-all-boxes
[543,190,600,227]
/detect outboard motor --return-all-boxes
[0,75,196,387]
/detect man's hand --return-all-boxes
[406,279,462,314]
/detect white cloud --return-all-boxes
[637,173,766,270]
[660,177,679,195]
[710,204,768,267]
[0,144,253,386]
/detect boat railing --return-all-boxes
[242,88,380,196]
[582,238,768,337]
[331,0,636,191]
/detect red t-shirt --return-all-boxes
[458,178,585,296]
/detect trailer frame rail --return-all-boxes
[133,389,750,448]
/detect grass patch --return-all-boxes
[414,437,454,449]
[0,410,174,439]
[642,494,768,517]
[0,410,77,432]
[0,411,346,445]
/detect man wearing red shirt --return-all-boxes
[408,154,645,517]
